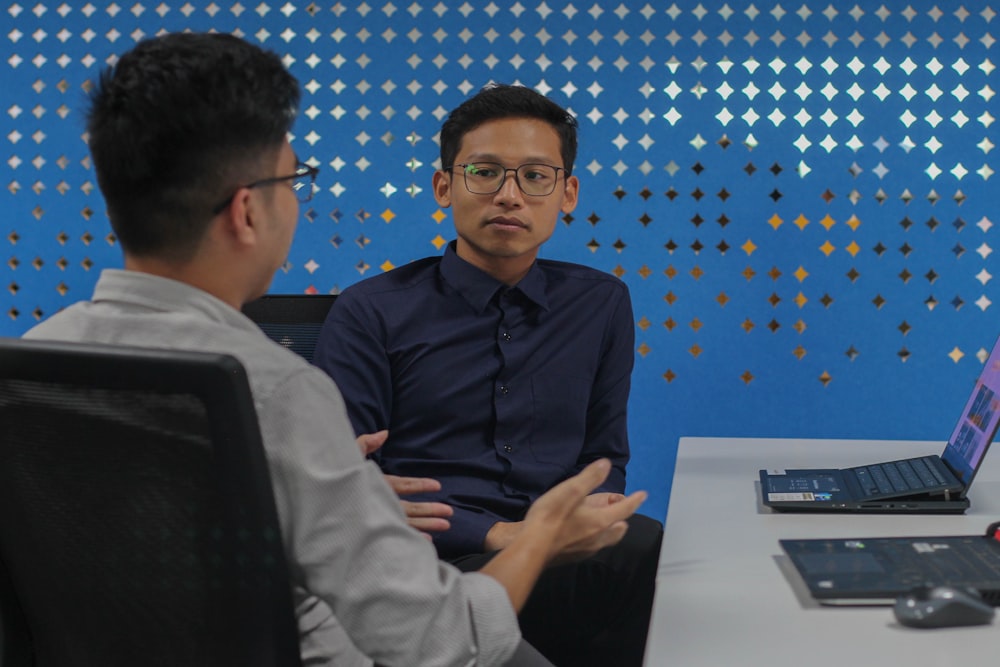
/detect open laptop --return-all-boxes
[779,521,1000,605]
[760,334,1000,513]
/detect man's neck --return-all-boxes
[454,244,536,287]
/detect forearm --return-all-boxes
[478,525,552,612]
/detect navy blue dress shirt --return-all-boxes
[314,242,635,559]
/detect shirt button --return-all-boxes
[499,385,509,395]
[503,444,513,453]
[502,332,512,341]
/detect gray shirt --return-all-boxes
[25,269,520,667]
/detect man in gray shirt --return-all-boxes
[24,32,647,666]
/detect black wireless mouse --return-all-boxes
[894,585,996,629]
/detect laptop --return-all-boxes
[780,521,1000,605]
[760,334,1000,513]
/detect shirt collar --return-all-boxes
[439,241,550,313]
[91,268,261,334]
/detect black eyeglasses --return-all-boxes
[212,162,320,215]
[445,162,567,197]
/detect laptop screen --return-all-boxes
[941,336,1000,484]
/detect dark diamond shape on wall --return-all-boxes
[899,216,913,230]
[846,267,861,282]
[692,162,705,175]
[952,244,965,258]
[821,189,835,203]
[820,294,834,307]
[899,269,912,283]
[717,188,730,202]
[716,240,730,254]
[639,187,653,201]
[744,162,756,176]
[717,214,730,227]
[952,217,966,231]
[665,187,679,201]
[925,295,938,310]
[769,189,782,202]
[690,239,704,253]
[925,269,938,283]
[639,213,653,227]
[951,296,964,310]
[588,212,601,225]
[845,346,860,361]
[613,187,626,200]
[899,321,912,335]
[873,242,887,256]
[926,217,939,231]
[665,239,678,253]
[769,162,782,176]
[691,214,704,226]
[691,188,704,201]
[899,243,912,257]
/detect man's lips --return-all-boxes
[486,216,528,230]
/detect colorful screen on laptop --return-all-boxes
[942,337,1000,484]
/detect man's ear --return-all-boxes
[432,170,453,208]
[560,174,580,215]
[222,187,259,247]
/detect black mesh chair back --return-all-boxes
[0,338,302,667]
[242,294,337,363]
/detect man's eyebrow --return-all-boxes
[464,153,561,165]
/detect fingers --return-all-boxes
[601,491,647,524]
[385,474,442,497]
[356,430,389,457]
[399,500,454,519]
[406,516,452,535]
[584,492,626,507]
[546,458,613,504]
[399,500,453,536]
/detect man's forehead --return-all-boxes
[455,118,563,163]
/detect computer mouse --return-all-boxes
[893,585,996,628]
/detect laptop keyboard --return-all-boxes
[852,457,948,497]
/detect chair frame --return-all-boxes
[0,338,302,667]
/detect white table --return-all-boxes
[643,437,1000,667]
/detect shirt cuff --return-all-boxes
[433,505,502,559]
[460,571,522,667]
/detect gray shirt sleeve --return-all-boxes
[258,366,520,667]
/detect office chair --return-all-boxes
[242,294,337,363]
[0,338,302,667]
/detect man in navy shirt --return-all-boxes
[315,84,662,667]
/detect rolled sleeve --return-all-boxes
[259,368,520,666]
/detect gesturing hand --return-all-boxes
[356,430,453,539]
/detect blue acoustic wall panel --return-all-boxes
[3,1,996,520]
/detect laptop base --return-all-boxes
[766,497,970,514]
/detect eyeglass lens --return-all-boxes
[462,162,560,196]
[292,170,317,203]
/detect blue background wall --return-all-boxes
[3,1,996,521]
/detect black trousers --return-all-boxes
[450,514,663,667]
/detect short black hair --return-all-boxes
[86,32,300,260]
[439,83,578,175]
